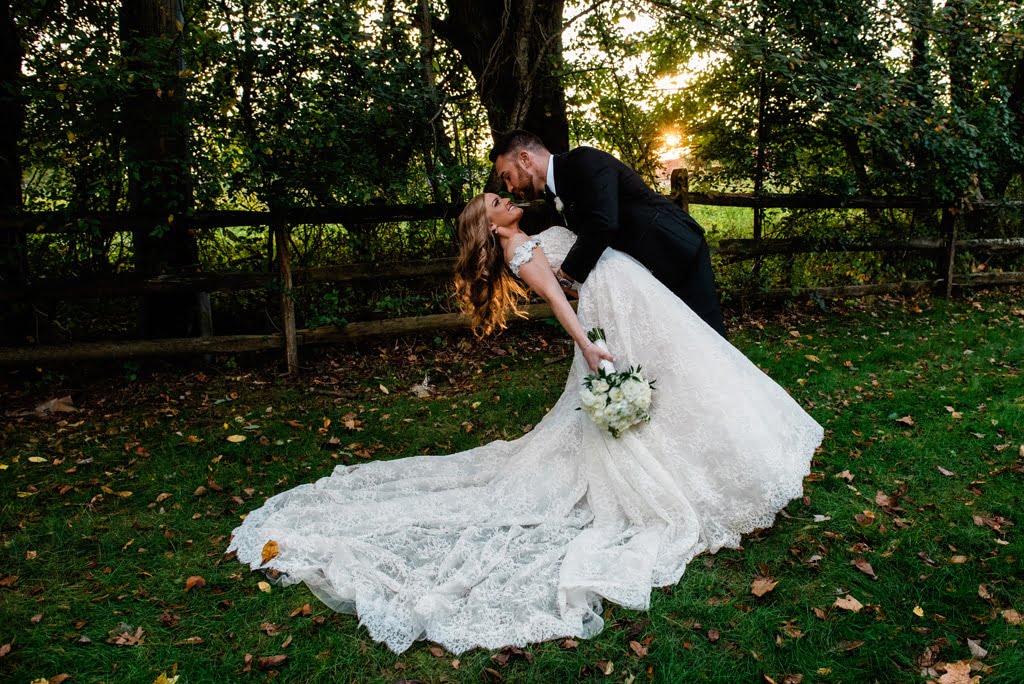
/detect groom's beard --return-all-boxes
[515,171,542,201]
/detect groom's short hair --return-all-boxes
[489,130,548,162]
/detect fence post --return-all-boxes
[274,222,299,375]
[671,168,689,213]
[938,207,959,298]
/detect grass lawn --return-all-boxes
[2,289,1022,684]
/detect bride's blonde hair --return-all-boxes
[454,195,527,337]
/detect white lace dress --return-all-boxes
[227,226,824,654]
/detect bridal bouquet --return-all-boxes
[579,328,655,438]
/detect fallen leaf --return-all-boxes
[707,628,720,642]
[257,655,287,670]
[1002,609,1022,625]
[28,456,48,463]
[290,603,312,618]
[977,584,991,600]
[804,355,822,363]
[34,396,77,414]
[833,640,864,652]
[832,595,863,612]
[379,384,389,394]
[967,639,988,659]
[49,675,71,684]
[917,637,950,668]
[429,646,445,658]
[937,660,975,684]
[106,625,145,646]
[155,493,172,503]
[852,558,877,579]
[949,555,968,564]
[184,576,206,592]
[751,576,778,597]
[629,640,648,657]
[226,434,246,443]
[596,660,614,675]
[0,643,9,658]
[854,510,876,526]
[261,540,279,566]
[257,581,272,593]
[913,605,925,617]
[937,466,955,477]
[835,470,854,482]
[560,639,578,649]
[896,415,915,426]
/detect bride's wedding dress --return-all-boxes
[228,226,824,654]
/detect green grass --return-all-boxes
[2,291,1023,683]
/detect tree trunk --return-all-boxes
[439,0,569,153]
[120,0,200,339]
[0,0,29,344]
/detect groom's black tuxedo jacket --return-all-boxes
[553,146,726,336]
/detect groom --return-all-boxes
[490,130,726,338]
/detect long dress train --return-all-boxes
[227,226,824,654]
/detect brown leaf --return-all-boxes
[259,622,281,636]
[184,576,206,592]
[874,491,895,508]
[917,637,951,668]
[937,660,974,684]
[0,643,10,658]
[949,555,968,564]
[937,465,955,477]
[155,493,172,503]
[812,607,828,620]
[106,625,145,647]
[833,640,865,652]
[977,584,991,600]
[854,510,876,526]
[176,636,204,645]
[49,675,71,684]
[751,576,778,597]
[896,415,915,426]
[158,611,179,628]
[707,628,720,642]
[257,655,287,670]
[835,470,854,482]
[1002,609,1022,625]
[832,595,863,612]
[852,558,877,579]
[242,654,253,673]
[289,603,312,618]
[560,639,578,649]
[490,653,509,667]
[596,660,614,675]
[482,667,503,681]
[30,612,43,624]
[260,540,279,566]
[429,646,445,658]
[629,640,648,657]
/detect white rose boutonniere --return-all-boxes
[553,195,564,212]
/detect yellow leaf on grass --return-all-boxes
[804,355,822,363]
[833,595,863,612]
[913,605,925,617]
[261,540,280,566]
[258,581,272,593]
[28,456,48,463]
[226,435,246,443]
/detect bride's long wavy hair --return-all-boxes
[454,195,527,337]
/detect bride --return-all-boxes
[227,194,824,654]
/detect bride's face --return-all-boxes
[484,193,522,230]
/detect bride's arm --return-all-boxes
[515,245,614,372]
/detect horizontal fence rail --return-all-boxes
[2,182,1022,369]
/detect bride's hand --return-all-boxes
[583,341,614,373]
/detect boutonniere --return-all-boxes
[553,195,564,212]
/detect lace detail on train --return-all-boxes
[228,225,824,654]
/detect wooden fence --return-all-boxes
[1,173,1022,370]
